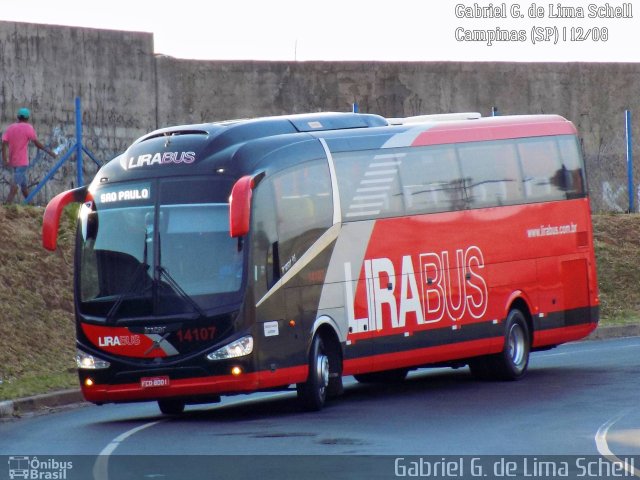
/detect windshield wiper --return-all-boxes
[104,264,150,324]
[105,218,153,324]
[156,265,207,319]
[155,227,207,319]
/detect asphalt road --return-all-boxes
[1,337,639,479]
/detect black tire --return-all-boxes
[297,335,331,411]
[468,356,492,380]
[354,368,409,384]
[325,340,344,399]
[471,308,530,381]
[158,399,185,415]
[497,308,530,380]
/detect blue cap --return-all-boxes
[17,107,30,119]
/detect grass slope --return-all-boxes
[592,214,640,323]
[0,207,637,400]
[0,205,77,400]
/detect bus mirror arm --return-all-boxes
[42,186,88,251]
[229,175,255,238]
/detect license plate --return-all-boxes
[140,376,170,388]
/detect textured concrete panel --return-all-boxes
[0,21,638,211]
[0,21,155,203]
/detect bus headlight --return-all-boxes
[207,335,253,361]
[76,349,110,369]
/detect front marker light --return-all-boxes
[207,335,253,361]
[76,349,110,369]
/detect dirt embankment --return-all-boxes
[0,205,76,398]
[591,214,640,323]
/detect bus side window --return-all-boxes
[457,140,523,208]
[272,159,333,278]
[251,178,279,299]
[555,135,586,198]
[334,150,404,220]
[398,146,464,214]
[517,137,566,201]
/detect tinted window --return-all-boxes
[251,159,333,297]
[517,137,566,201]
[332,134,586,222]
[78,177,244,317]
[273,160,333,273]
[333,149,405,219]
[398,146,466,213]
[457,140,524,208]
[555,135,586,198]
[251,177,279,298]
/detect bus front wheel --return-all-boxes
[158,399,185,415]
[297,335,330,411]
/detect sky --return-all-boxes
[1,0,639,62]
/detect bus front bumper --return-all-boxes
[80,372,261,404]
[79,364,308,404]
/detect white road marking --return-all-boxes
[90,391,295,479]
[595,409,640,478]
[93,420,164,480]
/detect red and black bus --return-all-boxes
[43,111,599,414]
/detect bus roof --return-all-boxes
[131,112,574,151]
[131,112,388,147]
[96,112,577,185]
[406,114,577,147]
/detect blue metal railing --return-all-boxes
[25,97,101,204]
[626,109,634,213]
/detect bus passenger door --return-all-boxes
[255,290,305,386]
[342,259,376,375]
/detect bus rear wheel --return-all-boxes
[158,399,185,415]
[470,308,530,381]
[297,335,331,411]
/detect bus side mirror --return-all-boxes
[229,175,255,238]
[42,186,88,251]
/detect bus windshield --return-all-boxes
[78,177,243,319]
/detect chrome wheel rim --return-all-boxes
[507,323,526,369]
[317,353,329,396]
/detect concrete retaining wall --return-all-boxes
[0,21,155,203]
[1,20,637,211]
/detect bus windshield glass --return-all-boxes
[78,177,243,319]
